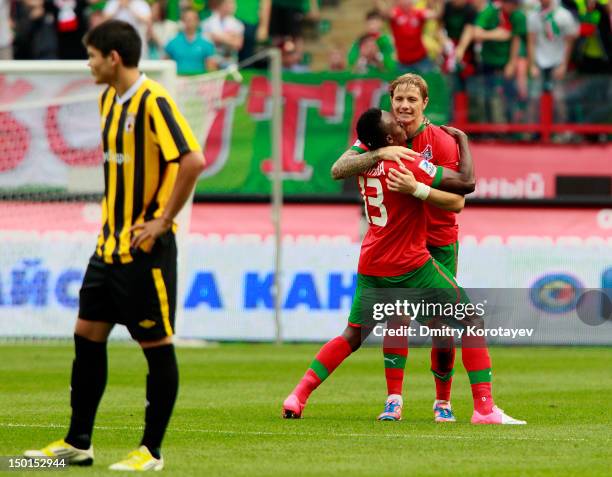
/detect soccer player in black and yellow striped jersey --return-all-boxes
[25,20,206,472]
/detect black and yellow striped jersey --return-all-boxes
[95,75,200,264]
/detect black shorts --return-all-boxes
[79,232,177,342]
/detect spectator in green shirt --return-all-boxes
[441,0,478,89]
[473,0,527,123]
[236,0,271,62]
[347,10,396,74]
[474,0,526,72]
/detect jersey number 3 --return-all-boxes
[359,176,388,227]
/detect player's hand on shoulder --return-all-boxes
[130,217,173,251]
[376,146,420,166]
[386,164,417,194]
[440,125,468,142]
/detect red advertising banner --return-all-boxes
[459,207,612,243]
[470,143,612,199]
[2,203,611,245]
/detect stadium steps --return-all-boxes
[304,0,374,71]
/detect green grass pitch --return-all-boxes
[1,343,610,476]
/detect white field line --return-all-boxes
[0,422,592,443]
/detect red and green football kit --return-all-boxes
[344,154,464,327]
[407,123,461,274]
[351,125,463,398]
[352,122,461,274]
[285,134,494,417]
[356,156,441,277]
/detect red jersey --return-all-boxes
[355,156,442,276]
[389,6,428,64]
[352,123,460,248]
[408,124,460,247]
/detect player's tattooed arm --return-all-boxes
[330,149,376,180]
[387,166,464,213]
[331,146,420,180]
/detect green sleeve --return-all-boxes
[431,166,444,188]
[351,145,368,153]
[377,34,394,53]
[511,11,527,37]
[347,41,359,68]
[475,5,496,29]
[304,0,320,13]
[167,0,180,22]
[378,35,396,71]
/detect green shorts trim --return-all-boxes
[427,241,459,277]
[348,258,468,327]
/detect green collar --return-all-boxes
[406,118,430,150]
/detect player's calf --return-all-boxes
[282,332,356,419]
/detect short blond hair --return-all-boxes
[388,73,429,100]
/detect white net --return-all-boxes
[0,64,230,339]
[176,71,228,148]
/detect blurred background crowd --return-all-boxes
[1,0,611,133]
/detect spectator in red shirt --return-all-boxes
[377,0,441,73]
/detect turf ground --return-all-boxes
[1,344,610,476]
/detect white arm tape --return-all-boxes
[412,182,431,200]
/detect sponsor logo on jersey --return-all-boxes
[366,161,385,177]
[418,159,437,177]
[103,152,132,165]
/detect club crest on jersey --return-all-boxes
[125,113,136,133]
[421,144,433,161]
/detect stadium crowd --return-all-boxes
[3,0,610,72]
[1,0,611,127]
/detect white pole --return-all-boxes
[269,48,283,345]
